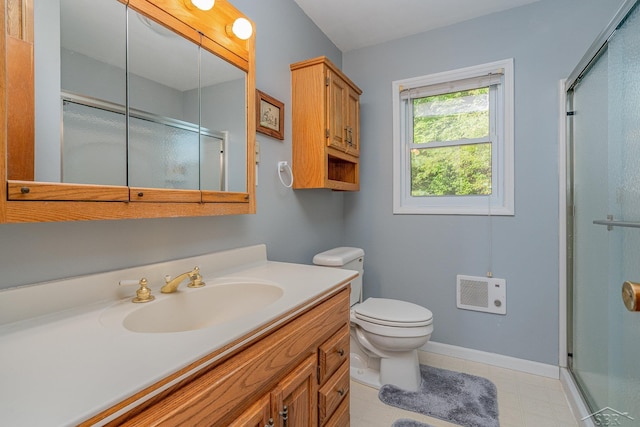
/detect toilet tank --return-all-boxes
[313,247,364,306]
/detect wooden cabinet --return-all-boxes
[1,0,256,223]
[291,57,362,191]
[90,288,350,427]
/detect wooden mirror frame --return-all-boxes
[0,0,256,223]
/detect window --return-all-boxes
[392,59,514,215]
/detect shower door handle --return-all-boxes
[622,281,640,311]
[593,217,640,230]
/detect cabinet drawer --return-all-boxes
[318,324,349,384]
[324,394,349,427]
[318,361,349,425]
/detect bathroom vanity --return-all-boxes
[0,245,356,426]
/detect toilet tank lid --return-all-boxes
[313,247,364,266]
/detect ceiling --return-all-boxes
[293,0,541,52]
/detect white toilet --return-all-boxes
[313,247,433,391]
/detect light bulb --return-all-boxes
[231,17,253,40]
[190,0,215,11]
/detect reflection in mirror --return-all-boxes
[61,96,127,185]
[36,0,127,183]
[200,47,247,192]
[33,0,248,192]
[127,8,200,190]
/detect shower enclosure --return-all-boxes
[567,0,640,423]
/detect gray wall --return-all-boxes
[341,0,624,365]
[0,0,344,288]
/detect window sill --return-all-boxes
[393,204,514,216]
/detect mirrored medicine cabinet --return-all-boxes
[0,0,256,223]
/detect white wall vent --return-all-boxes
[456,275,506,315]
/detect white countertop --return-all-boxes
[0,245,356,426]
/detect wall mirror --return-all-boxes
[1,0,255,222]
[43,0,247,192]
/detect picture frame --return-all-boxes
[256,89,284,140]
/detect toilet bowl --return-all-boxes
[313,247,433,391]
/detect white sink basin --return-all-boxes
[118,281,284,333]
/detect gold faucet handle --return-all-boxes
[188,266,206,288]
[119,278,155,303]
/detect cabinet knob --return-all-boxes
[265,418,274,427]
[337,388,345,396]
[337,348,345,356]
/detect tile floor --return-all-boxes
[350,352,579,427]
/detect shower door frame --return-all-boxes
[560,0,639,421]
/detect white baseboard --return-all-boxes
[559,368,595,427]
[422,341,560,379]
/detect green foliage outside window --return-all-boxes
[411,144,492,196]
[411,88,492,196]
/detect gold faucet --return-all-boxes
[161,266,205,293]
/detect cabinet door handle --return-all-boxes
[265,419,274,427]
[280,405,288,427]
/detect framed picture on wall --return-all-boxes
[256,89,284,140]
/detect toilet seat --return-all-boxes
[353,298,433,327]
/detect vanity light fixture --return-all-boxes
[230,17,253,40]
[187,0,215,11]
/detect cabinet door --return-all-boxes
[327,70,347,151]
[229,394,272,427]
[271,354,318,427]
[345,85,360,156]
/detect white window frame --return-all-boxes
[392,59,514,215]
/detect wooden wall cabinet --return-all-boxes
[0,0,256,223]
[88,288,351,427]
[291,57,362,191]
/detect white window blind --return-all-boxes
[400,71,504,101]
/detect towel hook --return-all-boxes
[277,161,294,188]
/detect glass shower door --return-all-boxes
[569,2,640,423]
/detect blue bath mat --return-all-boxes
[391,419,435,427]
[379,364,499,427]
